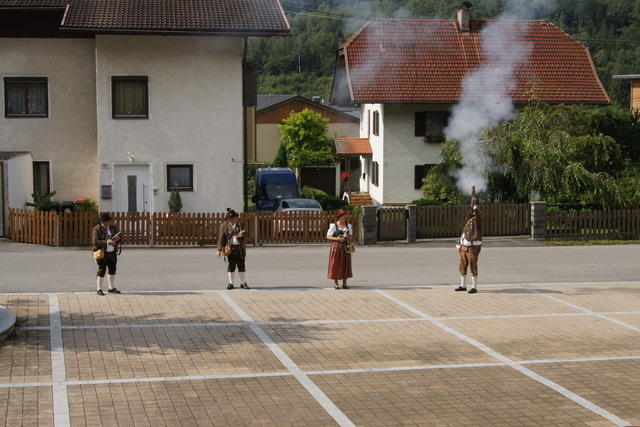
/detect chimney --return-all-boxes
[457,2,472,32]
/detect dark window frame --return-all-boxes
[166,164,194,191]
[415,111,450,142]
[414,164,436,189]
[371,161,379,187]
[111,76,149,119]
[33,161,51,196]
[4,77,49,118]
[372,111,380,136]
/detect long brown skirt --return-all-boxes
[327,241,352,280]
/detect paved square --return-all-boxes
[312,367,610,426]
[530,359,640,426]
[59,293,241,326]
[63,325,286,381]
[0,330,51,383]
[230,290,416,322]
[0,386,53,426]
[263,321,496,371]
[445,315,640,361]
[1,282,639,426]
[67,377,336,426]
[387,287,581,318]
[0,295,49,328]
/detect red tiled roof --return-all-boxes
[335,138,372,155]
[0,0,290,34]
[339,19,609,104]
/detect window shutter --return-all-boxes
[414,165,425,189]
[415,112,426,136]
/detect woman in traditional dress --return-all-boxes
[326,209,353,289]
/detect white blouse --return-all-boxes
[327,223,352,238]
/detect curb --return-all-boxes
[0,305,16,343]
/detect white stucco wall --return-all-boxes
[359,104,384,203]
[95,35,244,213]
[7,153,34,209]
[381,104,452,204]
[0,38,98,201]
[256,122,358,164]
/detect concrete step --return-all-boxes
[349,193,373,206]
[0,305,16,344]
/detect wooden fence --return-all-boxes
[378,207,407,241]
[417,203,530,238]
[8,209,361,247]
[546,209,640,239]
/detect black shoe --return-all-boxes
[108,288,121,294]
[97,289,106,296]
[454,286,467,292]
[240,283,250,290]
[227,283,234,290]
[342,284,349,289]
[468,288,478,294]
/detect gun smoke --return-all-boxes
[445,0,556,196]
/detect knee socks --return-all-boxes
[471,276,478,289]
[97,276,104,291]
[108,275,116,290]
[460,275,467,288]
[238,272,246,284]
[228,271,236,285]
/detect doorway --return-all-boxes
[114,165,151,212]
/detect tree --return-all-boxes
[168,190,183,212]
[421,104,640,209]
[279,108,336,173]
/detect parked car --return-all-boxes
[252,168,300,211]
[273,198,325,234]
[275,198,323,212]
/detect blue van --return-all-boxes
[253,168,300,210]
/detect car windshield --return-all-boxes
[282,199,321,209]
[265,184,298,199]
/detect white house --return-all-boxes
[0,0,289,216]
[330,9,610,205]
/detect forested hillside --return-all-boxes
[247,0,640,106]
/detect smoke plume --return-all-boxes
[445,0,555,195]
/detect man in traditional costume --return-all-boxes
[455,186,482,294]
[217,209,249,290]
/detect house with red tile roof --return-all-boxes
[330,8,610,205]
[0,0,289,218]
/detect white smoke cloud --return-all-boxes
[445,0,556,196]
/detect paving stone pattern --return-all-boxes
[0,283,639,426]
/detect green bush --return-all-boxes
[25,192,57,211]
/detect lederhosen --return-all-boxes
[92,224,121,277]
[458,214,481,277]
[218,222,247,273]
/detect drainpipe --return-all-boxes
[242,36,248,212]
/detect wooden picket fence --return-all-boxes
[417,203,530,238]
[378,207,407,241]
[7,209,361,247]
[546,209,640,239]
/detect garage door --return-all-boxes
[300,167,336,196]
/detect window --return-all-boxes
[414,164,436,189]
[4,77,48,118]
[371,161,380,187]
[33,161,51,196]
[415,111,450,142]
[167,164,193,191]
[112,76,148,118]
[372,111,380,136]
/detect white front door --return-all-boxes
[114,165,150,212]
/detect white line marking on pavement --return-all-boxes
[1,280,638,296]
[218,291,356,427]
[2,353,640,388]
[524,288,640,333]
[48,294,70,427]
[375,290,631,427]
